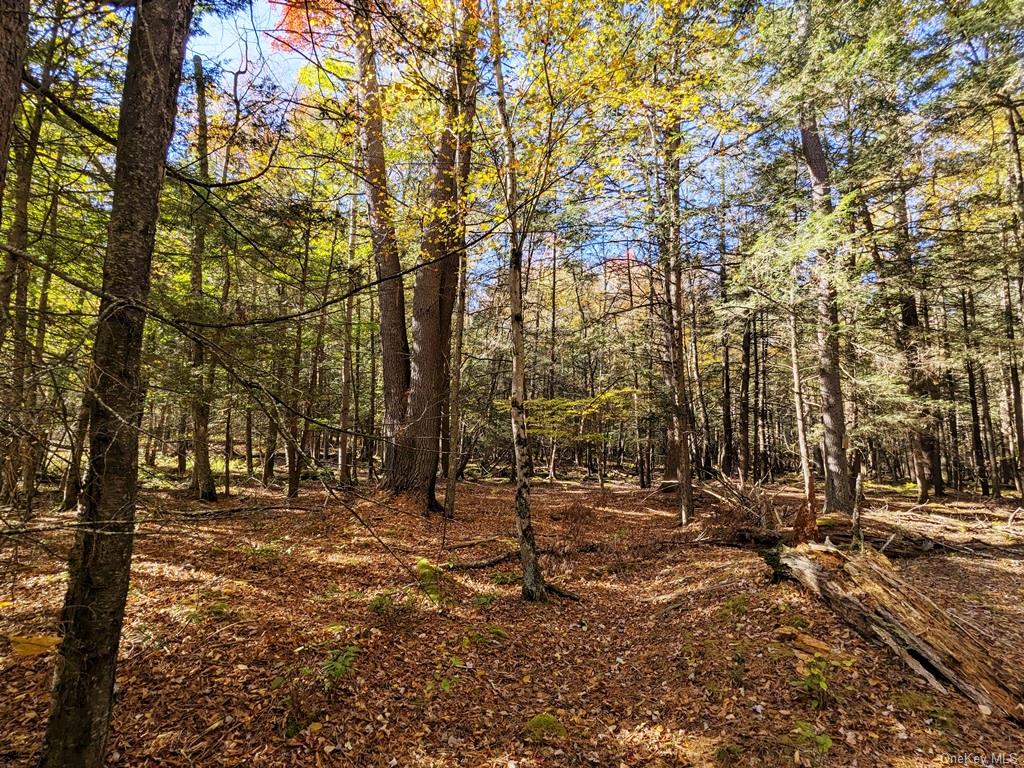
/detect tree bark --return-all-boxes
[718,203,735,475]
[738,313,752,487]
[60,389,91,512]
[39,0,193,762]
[798,107,853,514]
[352,0,411,476]
[491,0,544,600]
[189,55,216,501]
[962,290,990,495]
[789,305,818,544]
[338,173,358,485]
[794,0,852,514]
[0,0,29,338]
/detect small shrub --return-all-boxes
[428,655,465,694]
[184,594,235,623]
[249,542,281,558]
[368,592,396,615]
[793,654,851,709]
[896,690,953,730]
[793,721,832,753]
[322,645,360,689]
[714,743,743,763]
[462,624,508,648]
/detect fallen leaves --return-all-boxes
[6,634,61,656]
[1,482,1022,766]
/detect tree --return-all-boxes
[39,0,194,762]
[490,0,545,600]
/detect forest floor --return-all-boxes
[2,476,1023,767]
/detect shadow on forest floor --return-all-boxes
[2,479,1022,766]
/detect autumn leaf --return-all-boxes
[7,635,62,656]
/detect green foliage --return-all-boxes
[721,595,749,616]
[522,712,567,741]
[490,571,521,586]
[428,654,465,694]
[367,591,396,615]
[462,624,508,648]
[496,388,641,445]
[321,646,360,689]
[781,614,810,629]
[896,691,954,730]
[417,558,443,603]
[793,654,852,708]
[793,721,832,753]
[714,743,743,763]
[471,592,498,608]
[184,590,236,623]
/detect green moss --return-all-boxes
[721,594,749,616]
[417,558,443,603]
[523,712,567,741]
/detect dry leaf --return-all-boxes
[7,635,61,656]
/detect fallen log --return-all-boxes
[776,541,1024,724]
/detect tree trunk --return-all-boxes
[0,18,61,503]
[189,55,216,502]
[174,409,187,475]
[491,0,544,600]
[789,307,818,544]
[719,211,735,475]
[39,0,193,762]
[0,0,30,323]
[777,542,1024,725]
[1002,269,1024,490]
[961,291,990,495]
[262,411,278,484]
[338,184,358,485]
[0,0,28,227]
[384,9,478,512]
[799,108,853,514]
[443,218,468,519]
[352,0,411,476]
[244,407,254,477]
[60,389,91,512]
[738,313,752,487]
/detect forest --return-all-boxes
[1,0,1023,764]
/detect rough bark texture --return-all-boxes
[351,0,476,510]
[795,0,852,514]
[799,109,853,515]
[778,542,1024,725]
[386,98,460,510]
[491,0,544,600]
[189,55,217,502]
[0,0,28,224]
[789,308,818,544]
[0,15,58,503]
[338,174,358,485]
[379,7,478,511]
[39,0,193,763]
[442,19,477,517]
[353,0,411,476]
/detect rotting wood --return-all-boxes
[774,541,1024,724]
